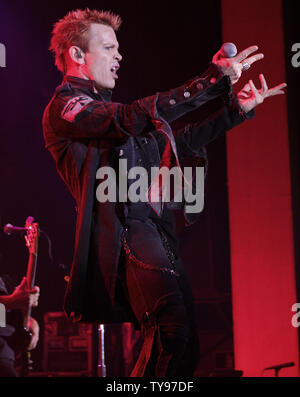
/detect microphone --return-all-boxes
[220,42,237,58]
[3,224,27,235]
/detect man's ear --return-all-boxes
[68,46,85,65]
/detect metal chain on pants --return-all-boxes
[121,226,180,278]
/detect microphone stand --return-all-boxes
[263,362,295,377]
[97,324,106,377]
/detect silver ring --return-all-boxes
[242,62,251,71]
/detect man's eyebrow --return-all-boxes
[103,42,119,49]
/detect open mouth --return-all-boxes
[111,66,119,79]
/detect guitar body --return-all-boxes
[5,310,33,375]
[6,312,31,349]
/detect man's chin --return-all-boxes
[95,81,115,91]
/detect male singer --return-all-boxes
[43,8,286,376]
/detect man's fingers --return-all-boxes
[266,82,287,98]
[17,277,27,290]
[25,235,29,247]
[249,79,265,104]
[242,53,264,67]
[235,45,259,62]
[29,295,39,307]
[212,50,222,63]
[238,84,251,98]
[267,89,286,97]
[29,286,39,295]
[259,74,268,93]
[249,80,259,95]
[271,83,287,91]
[238,92,249,99]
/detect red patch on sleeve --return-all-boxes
[61,96,93,122]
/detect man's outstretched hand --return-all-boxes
[213,45,264,85]
[237,74,287,113]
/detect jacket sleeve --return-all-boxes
[47,63,230,141]
[174,95,255,159]
[157,63,232,123]
[48,90,151,140]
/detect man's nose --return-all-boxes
[115,51,122,62]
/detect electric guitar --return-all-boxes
[18,216,40,376]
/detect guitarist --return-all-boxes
[0,276,40,377]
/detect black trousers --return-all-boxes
[119,218,200,377]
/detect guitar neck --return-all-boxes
[23,252,38,329]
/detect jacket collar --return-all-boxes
[64,75,113,102]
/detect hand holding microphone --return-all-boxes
[212,43,287,112]
[212,42,264,85]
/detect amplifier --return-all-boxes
[43,312,94,374]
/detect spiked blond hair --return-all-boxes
[49,8,122,74]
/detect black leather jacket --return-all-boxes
[42,63,254,323]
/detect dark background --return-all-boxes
[283,0,300,352]
[284,2,300,286]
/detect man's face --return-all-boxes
[84,23,122,90]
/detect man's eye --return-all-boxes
[105,46,113,50]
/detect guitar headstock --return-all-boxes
[25,217,40,256]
